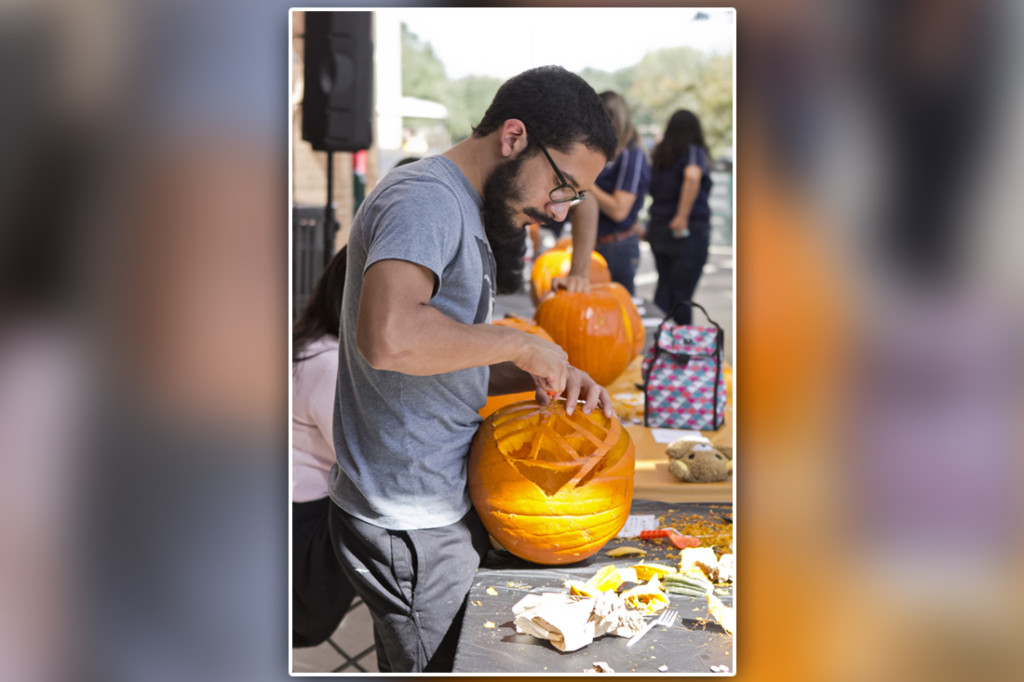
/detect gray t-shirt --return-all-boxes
[329,156,497,530]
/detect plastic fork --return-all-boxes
[626,608,678,647]
[639,528,700,549]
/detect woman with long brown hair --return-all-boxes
[292,246,355,647]
[646,109,714,324]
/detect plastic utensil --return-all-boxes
[639,528,701,549]
[627,608,678,647]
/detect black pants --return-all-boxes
[648,219,711,324]
[292,497,356,648]
[328,501,490,672]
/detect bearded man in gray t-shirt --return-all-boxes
[327,65,618,673]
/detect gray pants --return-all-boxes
[327,501,489,672]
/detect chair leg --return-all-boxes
[327,639,376,673]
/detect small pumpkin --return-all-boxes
[479,316,558,419]
[468,400,635,565]
[529,248,611,306]
[535,288,634,386]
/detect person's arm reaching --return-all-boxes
[358,258,613,415]
[357,258,571,394]
[550,198,599,294]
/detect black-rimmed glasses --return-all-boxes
[538,145,586,206]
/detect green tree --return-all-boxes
[401,23,449,101]
[446,75,504,141]
[624,47,734,158]
[400,24,502,142]
[400,26,733,157]
[577,67,629,97]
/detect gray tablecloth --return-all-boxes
[453,500,734,674]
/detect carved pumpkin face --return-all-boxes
[468,400,635,565]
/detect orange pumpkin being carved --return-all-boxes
[535,288,634,386]
[468,400,635,565]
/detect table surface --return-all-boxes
[453,500,734,674]
[628,425,733,504]
[606,356,734,505]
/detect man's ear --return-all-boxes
[499,119,528,158]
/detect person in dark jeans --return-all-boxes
[646,109,714,324]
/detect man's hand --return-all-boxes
[537,365,614,418]
[550,273,591,294]
[512,335,570,396]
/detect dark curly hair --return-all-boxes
[293,245,347,363]
[472,65,617,160]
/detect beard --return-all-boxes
[481,153,540,295]
[482,153,528,246]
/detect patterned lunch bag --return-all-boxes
[641,301,727,431]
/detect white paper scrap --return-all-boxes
[616,514,659,538]
[651,428,707,444]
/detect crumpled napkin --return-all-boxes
[512,592,646,652]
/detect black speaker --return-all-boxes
[302,11,373,152]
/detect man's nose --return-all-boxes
[549,202,570,223]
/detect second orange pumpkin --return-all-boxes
[535,289,634,386]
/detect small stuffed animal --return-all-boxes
[666,439,732,483]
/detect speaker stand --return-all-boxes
[323,150,338,269]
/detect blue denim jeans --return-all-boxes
[595,233,641,296]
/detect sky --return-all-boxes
[389,7,735,80]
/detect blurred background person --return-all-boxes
[291,247,355,648]
[646,109,714,324]
[585,91,650,295]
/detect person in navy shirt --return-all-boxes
[646,109,714,324]
[584,91,651,295]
